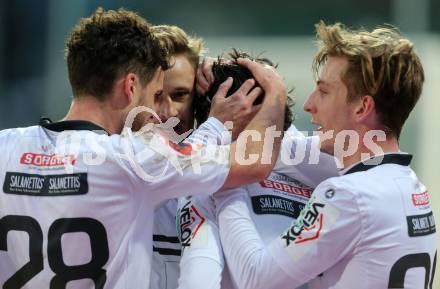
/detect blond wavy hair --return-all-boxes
[151,25,204,71]
[313,21,424,138]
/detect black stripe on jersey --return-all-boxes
[153,234,180,243]
[39,117,109,135]
[344,153,412,175]
[153,246,181,256]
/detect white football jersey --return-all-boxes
[0,117,229,289]
[149,118,230,289]
[217,153,438,289]
[150,199,181,289]
[149,118,229,289]
[177,171,315,289]
[274,125,338,188]
[176,128,339,289]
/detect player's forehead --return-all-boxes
[164,56,196,89]
[317,56,348,87]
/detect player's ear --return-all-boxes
[123,73,138,106]
[354,94,376,123]
[110,73,138,110]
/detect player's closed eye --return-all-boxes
[318,88,328,96]
[154,90,164,103]
[171,90,190,102]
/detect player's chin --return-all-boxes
[320,139,335,156]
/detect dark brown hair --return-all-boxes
[195,49,294,131]
[65,8,169,100]
[314,21,424,138]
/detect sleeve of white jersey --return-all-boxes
[177,196,225,289]
[216,179,362,289]
[274,124,339,187]
[185,117,230,146]
[114,117,231,203]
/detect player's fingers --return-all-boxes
[237,58,279,87]
[201,57,216,84]
[212,77,233,101]
[237,58,260,72]
[251,104,262,111]
[235,103,262,119]
[234,78,256,97]
[246,86,263,105]
[195,83,206,97]
[196,67,210,95]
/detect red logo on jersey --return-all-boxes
[179,201,206,248]
[294,214,323,244]
[281,201,325,246]
[168,141,202,156]
[412,191,430,206]
[260,179,312,199]
[20,153,76,167]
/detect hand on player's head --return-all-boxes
[208,77,263,124]
[196,57,216,96]
[237,58,286,102]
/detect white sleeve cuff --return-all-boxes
[205,117,227,133]
[187,117,230,146]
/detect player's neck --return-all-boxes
[339,135,400,169]
[63,96,124,134]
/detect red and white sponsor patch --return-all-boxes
[189,205,205,238]
[281,194,340,262]
[179,200,206,248]
[20,153,76,167]
[412,191,430,206]
[260,179,312,199]
[168,141,203,156]
[294,214,324,244]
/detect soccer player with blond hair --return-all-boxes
[215,22,437,289]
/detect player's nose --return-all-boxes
[158,95,179,121]
[303,91,316,114]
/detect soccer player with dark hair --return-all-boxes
[194,49,293,139]
[0,8,288,289]
[176,50,338,289]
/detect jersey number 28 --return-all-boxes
[0,215,109,289]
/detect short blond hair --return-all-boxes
[313,21,424,138]
[151,25,204,71]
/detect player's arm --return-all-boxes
[195,57,287,188]
[116,60,285,201]
[215,181,362,289]
[222,59,286,189]
[177,197,225,289]
[185,116,229,146]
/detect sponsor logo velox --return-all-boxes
[281,197,325,246]
[20,153,76,167]
[178,201,205,248]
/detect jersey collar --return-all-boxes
[38,117,110,135]
[341,153,413,175]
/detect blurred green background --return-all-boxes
[0,0,438,286]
